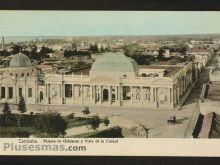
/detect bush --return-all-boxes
[34,111,68,137]
[89,115,101,131]
[66,113,75,119]
[103,117,110,126]
[0,127,33,138]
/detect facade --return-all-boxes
[0,52,195,109]
[199,65,220,115]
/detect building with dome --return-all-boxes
[0,52,195,109]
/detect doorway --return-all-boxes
[40,91,43,102]
[103,89,109,101]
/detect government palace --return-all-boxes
[0,52,197,109]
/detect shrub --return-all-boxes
[34,111,68,137]
[89,115,101,131]
[103,117,110,126]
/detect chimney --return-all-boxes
[1,37,4,51]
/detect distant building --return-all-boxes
[187,48,213,68]
[163,49,170,58]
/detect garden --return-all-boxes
[0,99,123,138]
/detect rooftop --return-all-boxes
[139,65,184,77]
[90,52,138,73]
[9,52,32,68]
[34,64,53,69]
[187,48,210,53]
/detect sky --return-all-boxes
[1,11,220,37]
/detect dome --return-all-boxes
[10,52,32,68]
[90,52,138,73]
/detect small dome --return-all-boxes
[10,52,32,67]
[90,52,138,73]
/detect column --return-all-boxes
[170,88,173,103]
[0,84,1,100]
[13,85,16,102]
[14,84,17,103]
[130,86,133,104]
[6,86,8,100]
[116,86,118,101]
[140,86,143,101]
[93,85,96,104]
[154,87,157,103]
[118,86,121,106]
[109,86,111,105]
[150,87,154,102]
[81,84,83,104]
[48,84,50,104]
[140,86,143,107]
[90,85,93,100]
[99,85,102,104]
[72,84,74,104]
[63,83,65,104]
[45,83,47,98]
[177,86,179,105]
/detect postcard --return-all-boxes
[1,11,220,156]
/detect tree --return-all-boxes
[10,44,22,54]
[89,115,101,132]
[15,96,27,127]
[82,106,90,119]
[39,45,53,58]
[3,102,11,125]
[18,96,27,113]
[103,117,110,127]
[100,45,105,52]
[89,44,99,53]
[34,111,68,137]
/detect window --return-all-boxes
[16,74,18,77]
[123,75,127,78]
[1,87,5,98]
[8,87,13,99]
[27,73,29,76]
[19,88,22,97]
[21,73,24,77]
[28,88,32,97]
[65,84,72,97]
[10,73,13,76]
